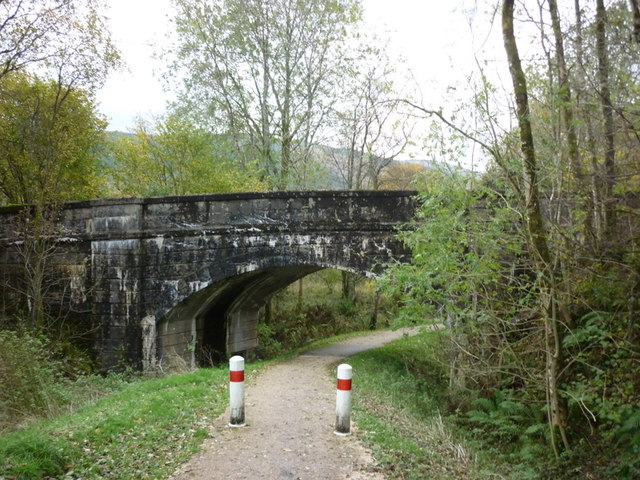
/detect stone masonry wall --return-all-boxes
[0,191,417,369]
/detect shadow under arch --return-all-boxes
[155,264,361,369]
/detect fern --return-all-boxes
[608,405,640,479]
[464,390,544,446]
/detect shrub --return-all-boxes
[608,404,640,479]
[0,331,66,430]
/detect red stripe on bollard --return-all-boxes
[337,378,352,391]
[230,370,244,382]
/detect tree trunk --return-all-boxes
[502,0,549,264]
[369,290,380,330]
[596,0,617,236]
[297,278,304,314]
[630,0,640,43]
[259,21,273,180]
[264,298,272,325]
[502,0,570,455]
[341,271,356,303]
[574,0,605,248]
[548,0,582,186]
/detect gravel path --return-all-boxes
[171,328,419,480]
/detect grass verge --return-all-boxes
[349,328,497,480]
[0,366,235,479]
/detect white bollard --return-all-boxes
[335,363,353,435]
[229,355,245,427]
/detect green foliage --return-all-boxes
[107,113,266,196]
[0,72,107,205]
[382,170,639,474]
[0,431,72,479]
[169,0,362,189]
[257,270,386,359]
[609,405,640,479]
[0,329,136,432]
[351,330,505,479]
[379,170,533,401]
[381,169,520,328]
[562,305,640,476]
[337,296,358,316]
[463,390,548,463]
[0,331,70,429]
[257,321,285,358]
[375,0,640,475]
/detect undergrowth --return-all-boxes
[351,327,640,479]
[0,330,137,433]
[349,329,556,479]
[349,329,487,479]
[257,270,390,358]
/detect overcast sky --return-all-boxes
[96,0,506,137]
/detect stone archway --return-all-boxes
[0,190,417,369]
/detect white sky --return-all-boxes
[96,0,175,131]
[96,0,507,149]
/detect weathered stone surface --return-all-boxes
[0,190,417,369]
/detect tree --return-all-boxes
[328,40,413,190]
[168,0,361,190]
[0,71,108,330]
[0,0,120,89]
[502,0,570,455]
[631,0,640,42]
[108,113,267,197]
[380,0,640,473]
[548,0,582,186]
[379,162,426,190]
[0,0,119,207]
[595,0,617,235]
[0,72,106,206]
[0,0,119,332]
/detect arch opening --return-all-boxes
[156,265,328,368]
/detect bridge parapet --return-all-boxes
[30,190,416,239]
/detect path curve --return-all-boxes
[171,328,419,480]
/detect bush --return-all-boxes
[608,404,640,479]
[0,331,67,430]
[337,296,358,316]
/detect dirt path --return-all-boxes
[171,328,419,480]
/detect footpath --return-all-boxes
[171,329,418,480]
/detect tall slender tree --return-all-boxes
[548,0,582,185]
[329,41,412,191]
[595,0,617,235]
[169,0,361,190]
[502,0,570,455]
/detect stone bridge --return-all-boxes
[0,190,417,369]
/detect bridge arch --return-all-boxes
[153,238,390,370]
[0,190,417,369]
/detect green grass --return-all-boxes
[349,329,490,480]
[0,367,232,479]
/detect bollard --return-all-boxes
[229,355,245,427]
[334,363,352,435]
